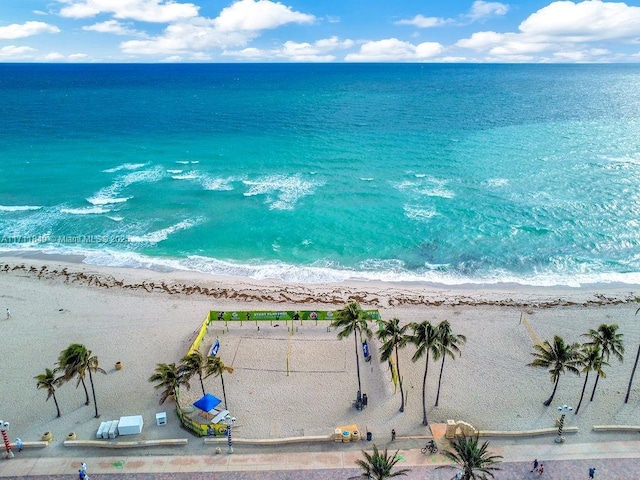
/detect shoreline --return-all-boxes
[1,253,638,310]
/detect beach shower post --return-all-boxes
[0,420,13,459]
[224,414,236,454]
[555,404,572,443]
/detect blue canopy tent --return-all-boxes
[193,393,222,414]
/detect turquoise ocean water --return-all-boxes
[1,63,640,286]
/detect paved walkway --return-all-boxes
[0,439,638,479]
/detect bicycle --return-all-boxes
[421,439,438,454]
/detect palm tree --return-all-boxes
[35,368,63,418]
[86,353,107,418]
[434,320,467,407]
[575,345,607,414]
[582,323,624,401]
[409,320,439,425]
[354,444,411,480]
[528,335,580,406]
[437,433,502,480]
[331,302,372,396]
[377,318,410,412]
[625,306,640,403]
[180,351,207,396]
[57,343,91,405]
[149,362,188,405]
[204,356,234,409]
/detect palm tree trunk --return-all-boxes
[543,377,559,406]
[625,344,640,403]
[434,355,446,407]
[221,373,228,410]
[575,372,589,414]
[589,373,600,402]
[81,377,90,405]
[421,355,430,425]
[53,392,61,418]
[395,344,404,412]
[354,330,362,395]
[88,368,100,418]
[198,373,205,396]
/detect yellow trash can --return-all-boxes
[351,430,361,442]
[342,430,351,442]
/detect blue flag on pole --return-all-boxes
[209,337,220,357]
[362,340,371,361]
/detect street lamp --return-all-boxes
[224,414,236,454]
[555,405,572,443]
[0,420,13,459]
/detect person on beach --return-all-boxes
[391,429,396,441]
[6,308,11,319]
[531,458,539,472]
[589,466,596,478]
[15,438,22,452]
[538,463,544,476]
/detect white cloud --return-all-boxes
[120,18,250,55]
[467,1,509,21]
[396,1,507,28]
[455,31,505,50]
[44,52,66,60]
[0,21,60,39]
[455,0,640,62]
[345,38,444,62]
[519,0,640,42]
[214,0,314,32]
[69,53,90,60]
[0,45,37,59]
[57,0,199,23]
[223,35,353,61]
[82,20,146,36]
[120,0,316,57]
[394,15,449,28]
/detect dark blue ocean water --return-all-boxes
[1,63,640,286]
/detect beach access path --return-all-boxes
[0,439,639,479]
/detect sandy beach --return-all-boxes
[1,253,640,459]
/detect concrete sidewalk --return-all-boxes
[0,439,638,478]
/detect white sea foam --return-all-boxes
[201,176,234,191]
[89,166,164,206]
[128,218,202,244]
[61,206,110,215]
[176,160,200,164]
[102,163,148,173]
[360,177,374,181]
[87,196,131,206]
[167,169,183,174]
[243,174,323,211]
[171,171,199,180]
[395,176,455,198]
[403,204,436,222]
[0,205,42,212]
[485,178,509,187]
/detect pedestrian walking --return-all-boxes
[78,469,85,480]
[15,438,23,452]
[391,428,396,441]
[531,458,539,472]
[589,466,596,478]
[80,461,87,474]
[6,308,11,319]
[538,464,544,476]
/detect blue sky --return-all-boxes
[2,0,640,62]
